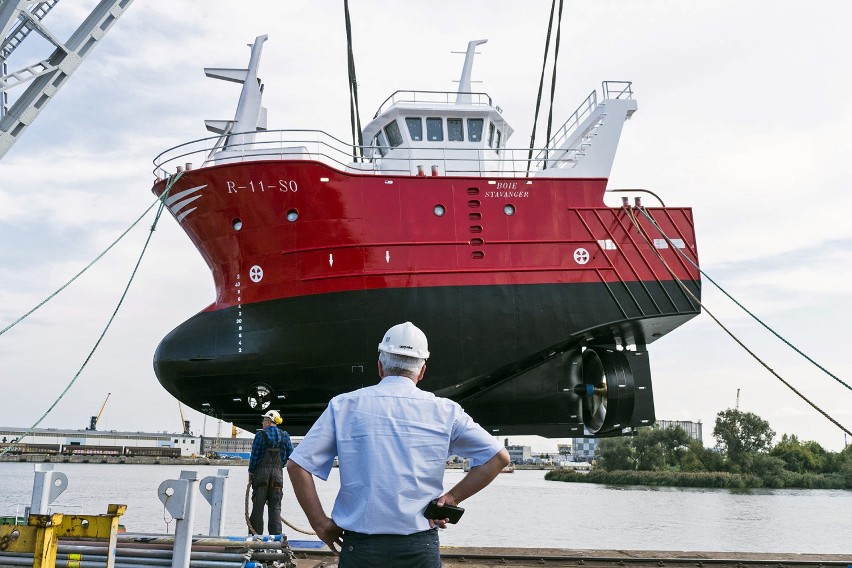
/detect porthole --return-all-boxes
[470,238,484,246]
[504,204,516,216]
[434,204,446,217]
[232,218,243,231]
[286,209,299,222]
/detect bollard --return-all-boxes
[157,470,199,568]
[30,464,68,515]
[199,469,229,536]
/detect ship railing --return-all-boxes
[532,81,633,170]
[366,145,585,176]
[372,90,496,118]
[153,129,358,177]
[153,128,583,179]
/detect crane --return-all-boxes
[87,392,110,430]
[1,0,136,159]
[178,402,191,435]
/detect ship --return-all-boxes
[151,35,701,437]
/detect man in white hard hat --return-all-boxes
[287,322,510,567]
[248,409,294,535]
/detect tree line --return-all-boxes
[546,408,852,489]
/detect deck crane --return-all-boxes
[87,392,110,430]
[0,0,135,159]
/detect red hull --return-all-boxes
[153,160,698,310]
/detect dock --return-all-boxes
[289,546,850,567]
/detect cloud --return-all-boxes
[2,0,851,453]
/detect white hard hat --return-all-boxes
[262,410,281,421]
[378,322,430,359]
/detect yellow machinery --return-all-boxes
[87,393,111,431]
[0,504,125,568]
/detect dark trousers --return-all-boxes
[340,528,441,568]
[250,475,283,535]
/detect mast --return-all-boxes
[204,34,268,153]
[455,39,486,104]
[0,0,135,160]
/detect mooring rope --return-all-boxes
[623,205,851,437]
[243,478,316,536]
[0,173,183,458]
[636,206,851,394]
[0,196,165,337]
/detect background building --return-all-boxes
[656,419,703,443]
[505,444,532,464]
[0,427,199,457]
[571,437,598,461]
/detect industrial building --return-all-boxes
[0,427,200,457]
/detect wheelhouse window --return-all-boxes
[447,118,463,141]
[384,120,403,147]
[467,118,484,142]
[488,122,495,147]
[495,129,502,154]
[405,117,423,141]
[426,117,443,141]
[374,131,389,157]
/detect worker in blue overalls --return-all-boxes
[248,409,294,535]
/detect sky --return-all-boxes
[1,1,850,453]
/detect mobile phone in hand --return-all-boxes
[423,499,465,524]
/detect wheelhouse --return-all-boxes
[360,89,514,176]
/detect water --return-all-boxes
[1,463,849,554]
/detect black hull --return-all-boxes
[154,280,700,436]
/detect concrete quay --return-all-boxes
[0,453,246,466]
[288,546,851,567]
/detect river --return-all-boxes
[0,463,849,554]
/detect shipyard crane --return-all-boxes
[0,0,135,160]
[178,402,191,435]
[86,392,110,430]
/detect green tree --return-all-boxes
[771,434,816,473]
[679,439,724,472]
[713,409,775,470]
[633,426,692,471]
[595,436,636,470]
[840,445,852,487]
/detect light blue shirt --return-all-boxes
[289,376,503,535]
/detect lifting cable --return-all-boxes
[526,0,558,175]
[343,0,363,161]
[0,173,183,459]
[637,207,851,394]
[622,206,851,438]
[544,0,565,158]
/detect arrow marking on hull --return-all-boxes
[329,254,334,267]
[385,250,390,263]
